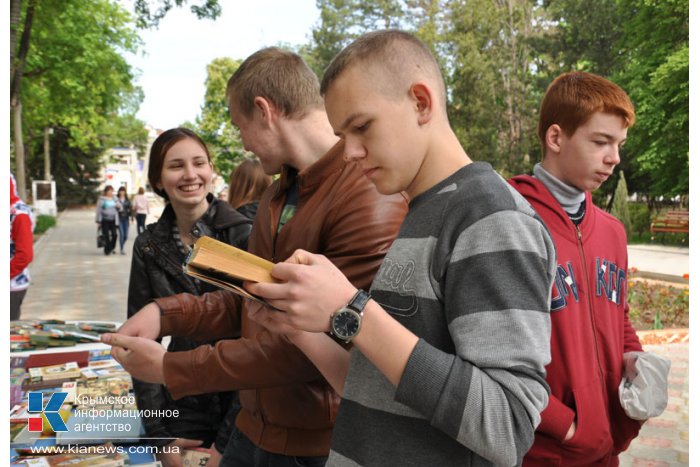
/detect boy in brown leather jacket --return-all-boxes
[104,48,407,466]
[246,30,555,467]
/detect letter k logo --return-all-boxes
[28,392,68,432]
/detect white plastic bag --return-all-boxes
[619,351,671,420]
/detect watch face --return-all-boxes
[332,309,360,339]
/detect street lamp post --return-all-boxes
[43,126,54,181]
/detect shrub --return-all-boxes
[628,203,651,238]
[34,215,57,235]
[611,171,632,235]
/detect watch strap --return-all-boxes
[347,289,370,314]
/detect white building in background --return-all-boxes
[98,125,162,195]
[100,147,140,194]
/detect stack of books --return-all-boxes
[10,321,118,351]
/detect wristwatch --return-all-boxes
[330,289,370,343]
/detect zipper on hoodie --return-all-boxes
[575,224,609,415]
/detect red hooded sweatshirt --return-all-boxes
[510,175,642,466]
[10,174,34,290]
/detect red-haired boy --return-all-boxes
[509,71,645,465]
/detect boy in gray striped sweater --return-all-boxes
[248,30,556,467]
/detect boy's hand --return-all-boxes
[247,303,303,342]
[101,333,166,384]
[245,249,357,333]
[157,438,203,467]
[205,446,222,467]
[117,302,161,340]
[564,419,577,441]
[623,351,641,381]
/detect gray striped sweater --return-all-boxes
[328,162,556,467]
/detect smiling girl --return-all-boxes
[127,127,252,465]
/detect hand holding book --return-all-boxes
[183,236,280,308]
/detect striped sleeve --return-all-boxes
[395,209,555,466]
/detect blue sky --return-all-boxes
[126,0,320,131]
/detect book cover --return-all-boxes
[29,362,81,382]
[26,351,90,369]
[183,236,280,308]
[10,403,29,423]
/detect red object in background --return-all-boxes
[26,351,90,369]
[28,417,43,432]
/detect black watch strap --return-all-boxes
[347,289,370,313]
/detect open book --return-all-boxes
[183,236,278,308]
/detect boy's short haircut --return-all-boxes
[226,47,324,119]
[537,71,636,155]
[320,29,446,107]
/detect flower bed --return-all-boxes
[628,278,689,332]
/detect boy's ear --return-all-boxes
[253,96,275,126]
[545,124,564,155]
[410,83,433,125]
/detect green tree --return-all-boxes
[614,0,688,199]
[14,0,146,204]
[539,0,623,76]
[195,57,246,179]
[445,0,542,176]
[10,0,39,198]
[132,0,221,28]
[307,0,409,77]
[611,171,632,235]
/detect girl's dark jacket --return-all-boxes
[127,194,252,451]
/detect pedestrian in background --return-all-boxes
[226,157,272,220]
[132,187,150,235]
[116,186,132,255]
[125,127,253,466]
[10,173,35,320]
[95,185,120,255]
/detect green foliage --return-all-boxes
[445,0,542,175]
[299,0,688,204]
[628,202,651,238]
[194,57,247,179]
[15,0,146,209]
[33,214,56,235]
[26,127,104,208]
[539,0,623,76]
[627,280,688,330]
[614,0,689,199]
[307,0,409,77]
[21,0,142,151]
[132,0,221,28]
[611,171,631,235]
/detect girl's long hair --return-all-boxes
[227,158,272,209]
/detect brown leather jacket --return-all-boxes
[156,141,408,456]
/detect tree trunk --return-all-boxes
[10,0,36,200]
[13,103,27,200]
[10,0,22,78]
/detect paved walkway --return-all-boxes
[618,342,690,466]
[22,206,162,322]
[20,208,691,465]
[628,244,689,279]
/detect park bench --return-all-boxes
[650,210,689,241]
